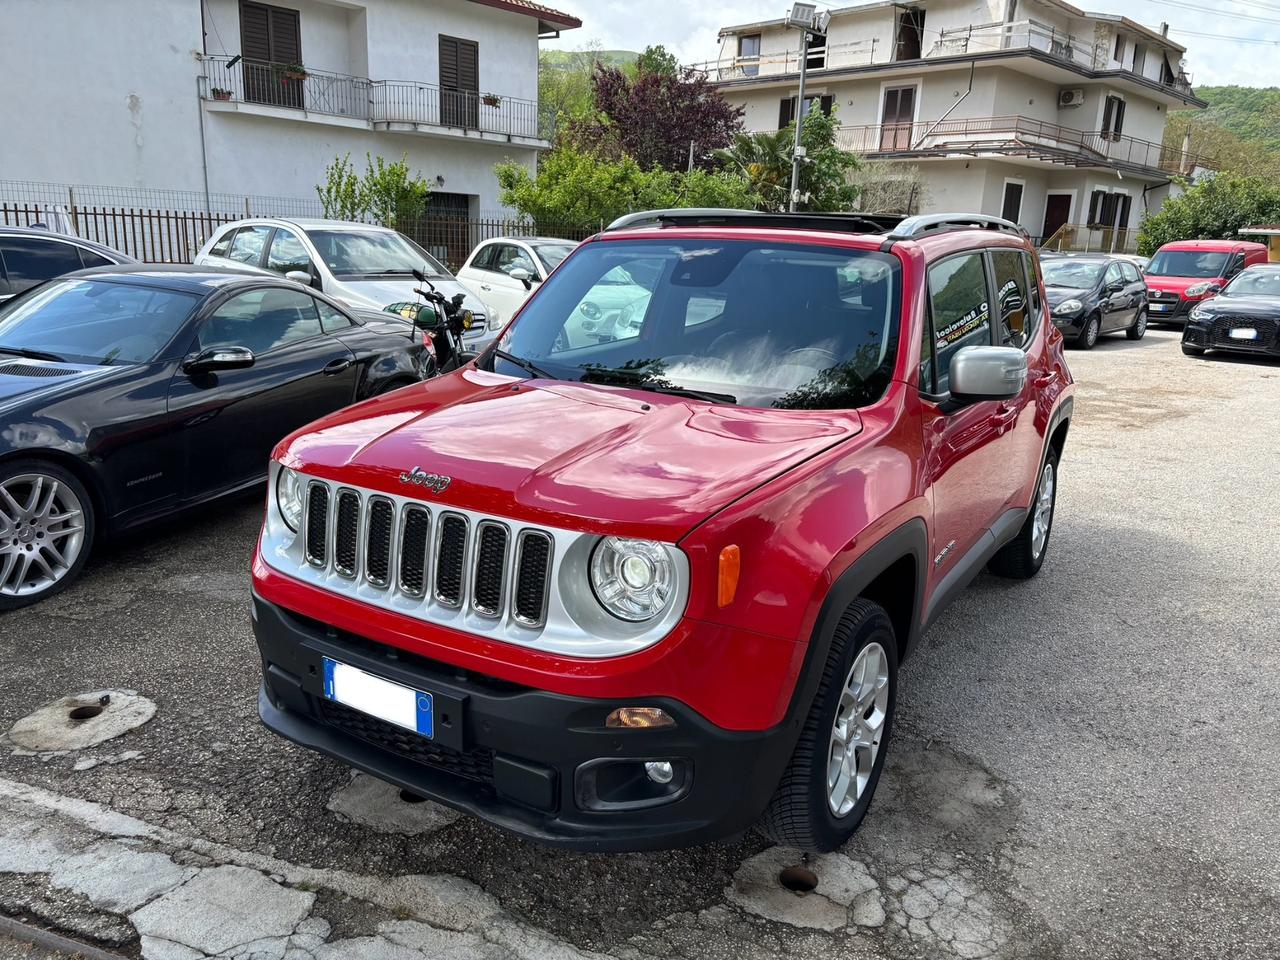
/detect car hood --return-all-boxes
[281,369,862,541]
[1194,295,1280,317]
[330,277,488,316]
[1044,285,1092,306]
[1145,275,1224,296]
[0,360,117,412]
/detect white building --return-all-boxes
[0,0,579,217]
[700,0,1210,246]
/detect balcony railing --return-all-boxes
[834,115,1216,174]
[693,18,1194,97]
[201,55,544,141]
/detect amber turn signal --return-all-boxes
[605,707,675,729]
[718,544,741,607]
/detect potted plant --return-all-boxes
[481,92,502,108]
[211,87,233,101]
[277,61,308,82]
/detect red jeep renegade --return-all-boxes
[252,210,1074,852]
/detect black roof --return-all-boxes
[0,225,137,262]
[64,263,276,294]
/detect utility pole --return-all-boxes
[785,4,830,212]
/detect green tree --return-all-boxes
[1137,173,1280,256]
[316,153,364,220]
[538,43,608,143]
[713,129,793,210]
[635,44,679,78]
[361,154,431,228]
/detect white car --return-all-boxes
[456,236,577,324]
[194,218,499,351]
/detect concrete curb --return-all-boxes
[0,915,128,960]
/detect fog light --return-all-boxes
[644,760,674,784]
[606,706,675,729]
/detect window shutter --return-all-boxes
[1088,190,1105,225]
[458,40,479,93]
[1113,98,1126,136]
[268,6,300,63]
[1117,194,1132,229]
[820,94,834,116]
[440,37,459,89]
[240,1,271,61]
[778,97,795,129]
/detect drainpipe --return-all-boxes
[197,74,212,212]
[911,60,974,149]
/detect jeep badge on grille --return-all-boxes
[398,467,452,494]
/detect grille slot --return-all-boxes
[305,484,330,567]
[398,506,431,597]
[334,491,361,578]
[1211,316,1277,347]
[0,362,80,378]
[434,514,469,607]
[364,498,395,587]
[513,531,553,627]
[471,522,510,618]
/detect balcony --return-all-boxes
[693,19,1196,100]
[200,55,546,145]
[834,115,1216,177]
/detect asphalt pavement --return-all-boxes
[1,326,1277,959]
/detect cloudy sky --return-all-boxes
[542,0,1280,88]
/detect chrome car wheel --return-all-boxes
[0,474,87,598]
[1031,460,1056,559]
[827,640,890,817]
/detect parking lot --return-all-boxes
[1,326,1278,960]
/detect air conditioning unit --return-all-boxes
[1059,88,1086,108]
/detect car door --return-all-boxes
[1120,262,1145,320]
[263,226,321,290]
[467,242,535,318]
[919,251,1011,589]
[166,285,359,499]
[1100,261,1132,332]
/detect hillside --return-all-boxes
[1193,86,1280,154]
[541,49,639,71]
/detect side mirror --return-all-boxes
[508,267,535,290]
[1207,282,1223,295]
[285,269,319,290]
[184,345,255,374]
[1106,280,1124,292]
[949,346,1028,403]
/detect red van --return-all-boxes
[1144,239,1270,323]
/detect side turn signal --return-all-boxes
[718,544,741,608]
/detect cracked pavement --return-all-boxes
[0,329,1278,959]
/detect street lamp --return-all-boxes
[786,3,831,212]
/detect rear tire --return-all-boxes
[1126,308,1148,340]
[1182,343,1205,357]
[1075,314,1100,350]
[759,599,897,852]
[988,447,1058,580]
[0,459,95,611]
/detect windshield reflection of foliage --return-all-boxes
[578,358,675,388]
[773,338,889,410]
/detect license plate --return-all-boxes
[1229,327,1258,340]
[322,657,433,739]
[1150,303,1170,312]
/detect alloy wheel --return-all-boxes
[1134,311,1147,336]
[826,640,890,817]
[0,474,87,598]
[1085,317,1099,347]
[1031,460,1056,559]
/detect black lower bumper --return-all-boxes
[1184,318,1280,356]
[252,593,797,851]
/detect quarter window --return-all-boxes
[315,299,354,331]
[927,253,991,395]
[991,250,1031,349]
[209,228,236,258]
[226,225,271,266]
[266,229,313,276]
[77,249,114,269]
[199,287,323,354]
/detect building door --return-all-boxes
[1001,181,1024,225]
[880,86,915,150]
[440,36,479,129]
[240,1,303,109]
[1042,194,1072,241]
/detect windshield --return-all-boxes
[1146,250,1230,279]
[0,279,198,365]
[305,229,450,279]
[490,239,902,410]
[1042,260,1105,288]
[1223,269,1280,297]
[532,243,576,272]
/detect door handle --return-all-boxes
[990,402,1019,430]
[1034,374,1055,388]
[323,358,352,375]
[480,284,492,291]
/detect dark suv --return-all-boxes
[252,211,1075,852]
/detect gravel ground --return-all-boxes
[0,326,1277,959]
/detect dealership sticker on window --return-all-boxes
[936,302,990,350]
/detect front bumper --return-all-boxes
[1146,295,1193,322]
[1184,317,1280,355]
[253,593,797,851]
[1051,313,1086,337]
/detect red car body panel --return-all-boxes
[255,223,1075,737]
[1146,239,1271,304]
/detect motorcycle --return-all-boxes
[383,268,481,374]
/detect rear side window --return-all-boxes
[77,248,114,269]
[209,228,236,258]
[0,238,85,296]
[991,250,1031,349]
[928,253,991,395]
[226,225,271,266]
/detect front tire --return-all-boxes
[759,599,897,851]
[988,447,1058,580]
[0,460,95,611]
[1126,308,1148,340]
[1075,314,1100,350]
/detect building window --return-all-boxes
[895,8,925,61]
[1101,94,1126,141]
[1132,42,1147,76]
[1001,181,1024,225]
[1087,190,1132,231]
[806,33,827,70]
[439,35,479,128]
[239,0,303,109]
[738,34,761,77]
[778,94,833,129]
[1113,33,1125,62]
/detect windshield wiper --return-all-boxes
[493,348,557,380]
[583,369,736,404]
[0,345,69,363]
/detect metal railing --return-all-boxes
[693,18,1194,96]
[201,55,545,140]
[1041,223,1140,254]
[834,115,1216,174]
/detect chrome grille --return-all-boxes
[434,514,468,607]
[334,490,361,578]
[398,506,431,597]
[471,522,510,617]
[364,498,395,587]
[305,484,329,567]
[513,531,552,627]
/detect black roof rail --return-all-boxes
[885,213,1027,241]
[604,208,908,235]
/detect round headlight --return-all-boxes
[1052,298,1083,316]
[276,466,304,533]
[589,537,675,622]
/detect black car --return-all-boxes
[0,226,135,303]
[0,266,433,609]
[1182,264,1280,358]
[1041,254,1148,349]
